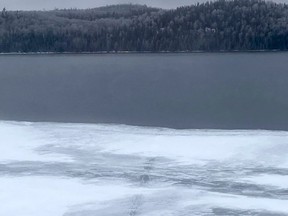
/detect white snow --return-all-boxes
[0,176,149,216]
[22,121,288,166]
[0,121,72,162]
[92,128,288,167]
[99,133,272,164]
[240,174,288,189]
[182,191,288,214]
[1,121,288,215]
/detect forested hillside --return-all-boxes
[1,0,288,53]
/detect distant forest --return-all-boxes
[1,0,288,53]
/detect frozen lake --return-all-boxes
[1,121,288,216]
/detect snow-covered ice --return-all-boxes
[0,121,73,162]
[0,121,288,216]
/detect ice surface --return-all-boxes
[0,121,72,162]
[0,176,151,216]
[240,174,288,189]
[1,121,288,216]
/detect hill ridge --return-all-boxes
[1,0,288,52]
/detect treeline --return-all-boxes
[1,0,288,53]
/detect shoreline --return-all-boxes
[1,117,288,132]
[0,49,286,56]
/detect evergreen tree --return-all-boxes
[0,0,288,53]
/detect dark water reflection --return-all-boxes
[1,52,288,130]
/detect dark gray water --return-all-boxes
[1,52,288,130]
